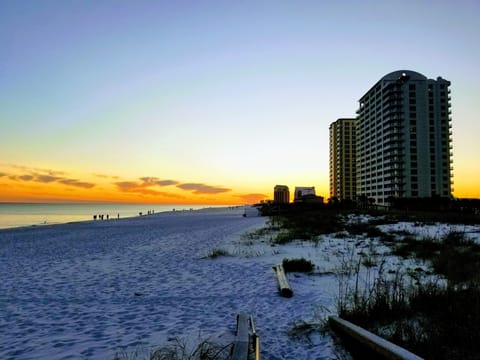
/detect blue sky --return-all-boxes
[1,0,479,203]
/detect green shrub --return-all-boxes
[270,209,344,244]
[282,257,315,273]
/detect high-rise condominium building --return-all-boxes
[329,118,356,201]
[356,70,453,204]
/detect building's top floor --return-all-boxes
[329,118,356,130]
[274,185,289,192]
[358,70,450,104]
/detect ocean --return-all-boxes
[0,203,220,229]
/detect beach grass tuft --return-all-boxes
[114,337,232,360]
[205,248,230,259]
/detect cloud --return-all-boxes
[116,177,179,193]
[19,175,34,181]
[115,178,230,197]
[4,164,66,177]
[115,181,139,192]
[177,183,231,194]
[1,164,96,189]
[94,173,120,180]
[59,179,95,189]
[36,175,61,183]
[114,180,185,199]
[139,177,179,187]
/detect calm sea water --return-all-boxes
[0,203,218,229]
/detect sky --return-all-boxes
[1,0,479,204]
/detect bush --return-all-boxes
[270,209,344,244]
[282,258,315,273]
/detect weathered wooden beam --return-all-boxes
[273,264,293,297]
[231,312,250,360]
[329,316,424,360]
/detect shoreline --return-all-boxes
[0,203,242,231]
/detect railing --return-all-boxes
[329,316,424,360]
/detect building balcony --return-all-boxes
[383,101,403,109]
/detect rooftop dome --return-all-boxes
[381,70,427,81]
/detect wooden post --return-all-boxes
[273,264,293,297]
[329,316,424,360]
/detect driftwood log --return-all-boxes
[273,264,293,297]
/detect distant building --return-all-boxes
[294,186,316,202]
[356,70,453,204]
[329,118,356,201]
[273,185,290,204]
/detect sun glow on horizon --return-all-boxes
[0,163,274,205]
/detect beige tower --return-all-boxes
[329,118,356,201]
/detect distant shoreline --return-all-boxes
[0,203,236,230]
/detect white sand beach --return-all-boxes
[0,207,340,359]
[1,207,479,359]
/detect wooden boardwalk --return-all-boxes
[231,312,260,360]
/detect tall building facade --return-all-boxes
[274,185,290,204]
[356,70,453,204]
[329,118,356,201]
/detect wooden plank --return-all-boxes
[329,316,424,360]
[273,264,293,297]
[231,312,250,360]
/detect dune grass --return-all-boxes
[114,337,232,360]
[336,226,480,359]
[267,207,480,359]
